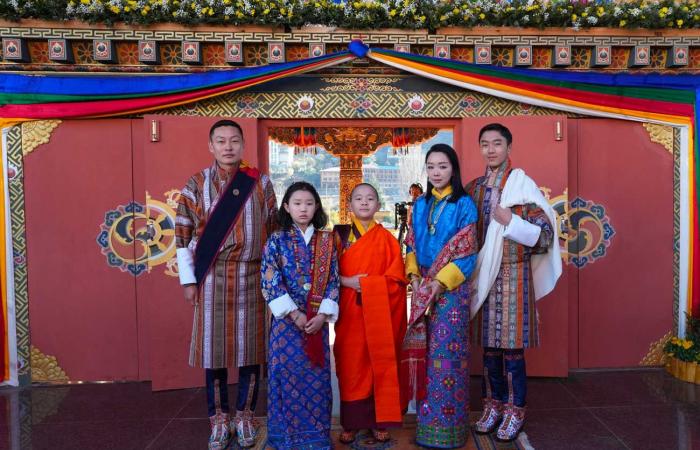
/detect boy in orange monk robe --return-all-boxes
[333,183,409,445]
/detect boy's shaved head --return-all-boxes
[350,183,379,200]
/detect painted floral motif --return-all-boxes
[28,41,50,64]
[236,95,260,114]
[689,48,700,69]
[571,47,591,68]
[492,47,512,67]
[296,95,314,114]
[202,43,225,66]
[414,45,433,57]
[117,42,139,65]
[245,44,267,66]
[73,41,95,64]
[650,47,667,68]
[286,44,309,62]
[160,43,182,65]
[519,103,533,115]
[407,94,426,115]
[459,95,481,113]
[450,46,473,62]
[611,47,631,69]
[350,95,373,114]
[532,47,551,69]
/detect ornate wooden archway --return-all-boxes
[269,126,439,222]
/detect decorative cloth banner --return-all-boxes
[0,39,698,333]
[0,51,354,118]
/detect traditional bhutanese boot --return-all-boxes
[475,348,506,434]
[233,410,256,448]
[208,412,231,450]
[496,349,527,442]
[496,404,526,442]
[475,398,504,434]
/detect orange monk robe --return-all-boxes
[334,219,408,429]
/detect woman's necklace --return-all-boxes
[291,226,314,292]
[427,195,451,235]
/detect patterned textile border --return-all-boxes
[159,90,569,118]
[1,23,700,74]
[5,126,30,385]
[1,25,699,47]
[674,127,681,331]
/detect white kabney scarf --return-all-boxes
[470,168,562,319]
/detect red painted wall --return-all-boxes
[574,119,673,368]
[25,120,139,381]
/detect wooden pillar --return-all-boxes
[338,155,364,223]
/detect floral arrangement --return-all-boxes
[2,0,699,29]
[664,336,699,363]
[665,314,700,384]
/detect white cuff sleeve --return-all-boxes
[318,298,339,323]
[503,214,541,247]
[268,293,298,319]
[176,248,197,285]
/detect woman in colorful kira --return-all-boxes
[402,143,479,448]
[260,181,339,450]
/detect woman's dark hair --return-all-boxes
[424,143,467,204]
[278,181,329,230]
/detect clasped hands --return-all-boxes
[410,275,446,305]
[289,310,327,335]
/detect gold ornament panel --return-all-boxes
[159,90,566,119]
[643,123,674,154]
[31,345,70,383]
[639,331,672,366]
[21,120,61,156]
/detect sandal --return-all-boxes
[339,430,357,444]
[372,429,391,442]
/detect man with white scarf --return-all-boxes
[466,123,562,442]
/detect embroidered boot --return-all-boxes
[475,349,506,434]
[496,349,527,442]
[233,410,256,448]
[496,404,526,442]
[208,412,231,450]
[475,398,504,434]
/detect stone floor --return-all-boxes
[1,368,699,449]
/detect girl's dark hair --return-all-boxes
[424,143,467,204]
[278,181,329,230]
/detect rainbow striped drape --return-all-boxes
[0,40,698,353]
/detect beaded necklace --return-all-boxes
[427,195,451,235]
